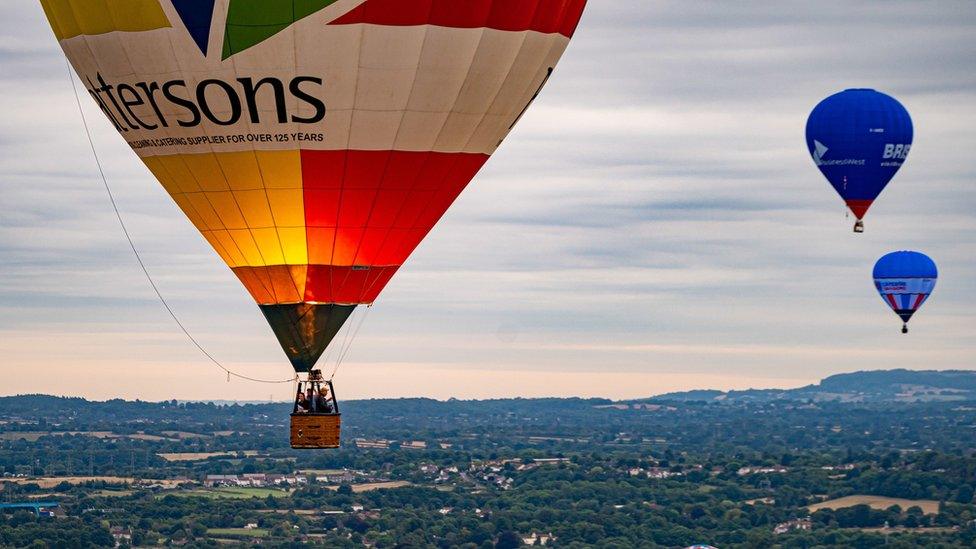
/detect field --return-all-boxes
[127,433,175,442]
[325,481,412,493]
[206,527,269,538]
[807,495,941,515]
[0,476,135,488]
[0,432,46,441]
[160,431,212,439]
[156,451,259,462]
[170,487,291,499]
[93,489,134,497]
[0,431,174,442]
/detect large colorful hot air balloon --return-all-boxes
[873,251,937,334]
[43,0,587,447]
[806,89,913,232]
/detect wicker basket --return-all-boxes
[290,413,341,449]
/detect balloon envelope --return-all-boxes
[43,0,586,371]
[806,89,913,221]
[873,251,937,327]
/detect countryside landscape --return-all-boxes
[2,370,976,547]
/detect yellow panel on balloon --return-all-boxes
[184,193,223,231]
[141,157,181,195]
[277,227,309,265]
[233,190,276,228]
[158,156,202,193]
[266,189,305,227]
[170,194,207,232]
[207,192,248,230]
[228,229,265,266]
[199,230,237,267]
[183,154,230,192]
[256,151,303,189]
[218,152,265,191]
[41,0,170,41]
[209,230,247,268]
[251,227,286,265]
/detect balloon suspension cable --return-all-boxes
[64,60,294,385]
[328,304,372,382]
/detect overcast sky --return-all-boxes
[1,1,974,402]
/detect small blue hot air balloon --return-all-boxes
[873,251,937,334]
[806,89,913,232]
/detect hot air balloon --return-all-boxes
[806,89,913,232]
[42,0,587,448]
[873,251,937,334]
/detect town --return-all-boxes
[3,372,976,547]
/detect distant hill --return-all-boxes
[649,369,976,403]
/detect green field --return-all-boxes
[94,489,133,497]
[169,487,291,500]
[206,527,269,538]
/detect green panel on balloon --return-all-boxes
[223,0,341,59]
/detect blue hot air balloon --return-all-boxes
[873,251,937,334]
[806,89,913,232]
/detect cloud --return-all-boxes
[0,1,974,400]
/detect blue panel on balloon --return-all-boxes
[873,250,938,280]
[172,0,217,56]
[806,89,913,220]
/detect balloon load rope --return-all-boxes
[327,304,372,382]
[64,60,294,385]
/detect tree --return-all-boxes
[495,531,521,549]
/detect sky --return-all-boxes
[1,1,974,402]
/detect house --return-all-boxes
[354,439,391,449]
[204,474,238,487]
[243,473,267,483]
[244,523,259,530]
[522,532,557,546]
[773,518,812,535]
[109,526,132,544]
[267,474,307,486]
[647,467,682,479]
[326,469,356,483]
[744,497,776,506]
[737,466,788,476]
[401,440,427,450]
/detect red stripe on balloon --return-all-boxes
[304,265,401,304]
[845,199,873,220]
[297,149,489,304]
[330,0,587,37]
